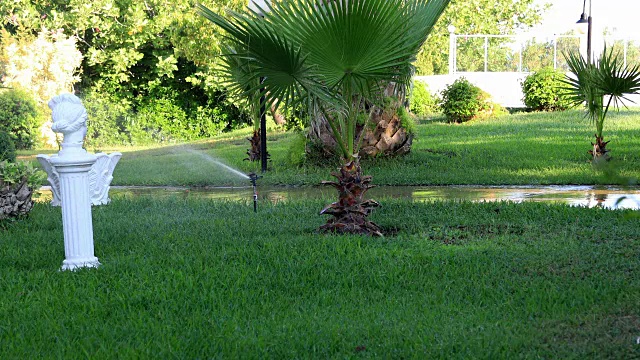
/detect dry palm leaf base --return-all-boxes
[319,159,383,237]
[1,180,34,221]
[244,130,270,162]
[589,134,611,162]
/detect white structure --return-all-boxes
[418,29,640,108]
[38,94,103,270]
[247,0,269,14]
[38,152,121,206]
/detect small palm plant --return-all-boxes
[223,51,265,162]
[564,47,640,161]
[198,0,449,236]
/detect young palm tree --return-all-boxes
[197,0,449,236]
[564,47,640,161]
[222,51,265,162]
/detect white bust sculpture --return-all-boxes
[49,94,89,157]
[37,93,121,206]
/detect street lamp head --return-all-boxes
[577,0,590,23]
[577,12,589,24]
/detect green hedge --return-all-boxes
[409,80,437,117]
[0,130,16,162]
[0,88,39,149]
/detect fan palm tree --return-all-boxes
[197,0,449,236]
[221,50,265,162]
[564,47,640,161]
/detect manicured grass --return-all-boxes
[20,109,638,187]
[1,197,639,358]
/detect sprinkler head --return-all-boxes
[248,172,262,187]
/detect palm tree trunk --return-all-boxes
[319,158,383,236]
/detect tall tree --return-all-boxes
[1,0,254,143]
[0,0,245,98]
[415,0,547,75]
[198,0,450,236]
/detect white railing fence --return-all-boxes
[447,29,640,74]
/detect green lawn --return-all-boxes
[24,109,636,187]
[2,198,639,358]
[6,110,640,357]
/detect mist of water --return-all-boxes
[183,147,249,179]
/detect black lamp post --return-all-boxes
[577,0,592,64]
[248,0,269,173]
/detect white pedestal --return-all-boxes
[50,153,100,271]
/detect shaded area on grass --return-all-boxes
[111,110,640,186]
[17,109,640,187]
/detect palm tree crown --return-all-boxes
[197,0,449,159]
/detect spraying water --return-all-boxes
[183,147,249,179]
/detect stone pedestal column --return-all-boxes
[51,153,99,270]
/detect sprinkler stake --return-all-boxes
[247,172,262,213]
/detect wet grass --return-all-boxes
[20,109,633,187]
[1,198,639,358]
[18,109,640,187]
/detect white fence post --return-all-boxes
[484,36,488,72]
[553,34,557,69]
[448,25,456,74]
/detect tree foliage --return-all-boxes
[0,0,251,145]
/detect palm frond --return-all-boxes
[197,0,451,158]
[563,46,640,138]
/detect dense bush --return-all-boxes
[128,98,238,145]
[82,92,132,148]
[81,88,249,146]
[439,78,493,123]
[409,80,438,117]
[129,98,190,143]
[521,67,571,111]
[285,132,308,167]
[0,89,39,149]
[0,131,16,162]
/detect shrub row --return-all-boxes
[0,88,252,149]
[410,67,570,123]
[1,69,571,149]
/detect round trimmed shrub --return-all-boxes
[521,67,570,111]
[439,77,492,123]
[0,88,39,149]
[0,130,16,162]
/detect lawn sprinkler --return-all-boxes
[248,172,262,213]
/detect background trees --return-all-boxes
[0,0,250,145]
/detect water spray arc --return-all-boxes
[248,172,262,212]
